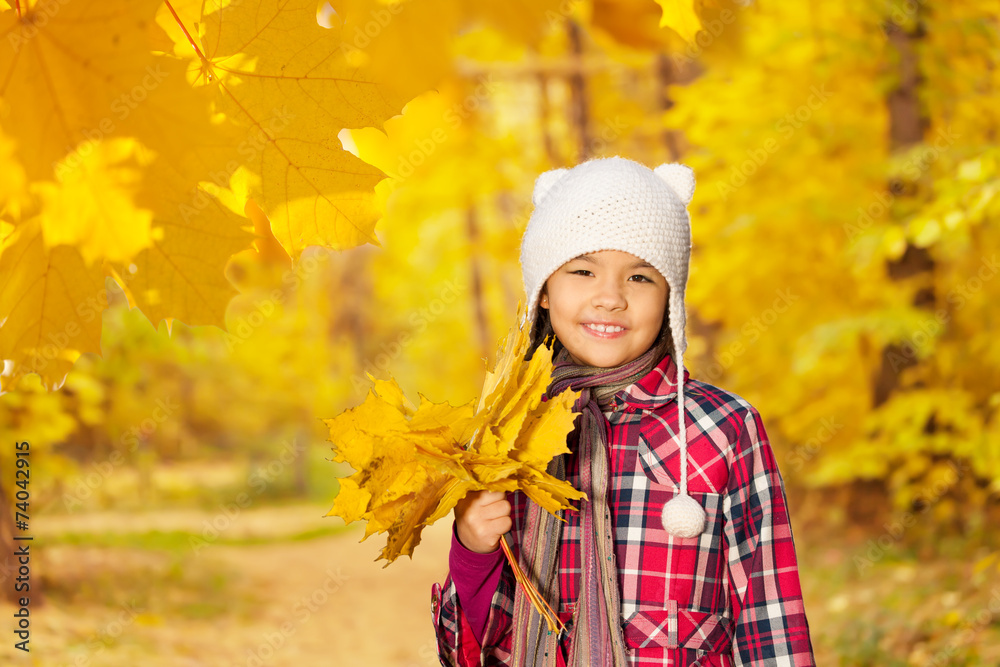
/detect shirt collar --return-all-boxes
[609,352,695,412]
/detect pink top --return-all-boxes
[448,520,505,646]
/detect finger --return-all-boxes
[480,498,511,519]
[457,489,485,511]
[477,490,505,505]
[488,516,513,537]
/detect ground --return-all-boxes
[0,503,452,666]
[2,496,998,666]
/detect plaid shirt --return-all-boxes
[431,353,816,666]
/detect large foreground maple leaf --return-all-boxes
[0,0,407,388]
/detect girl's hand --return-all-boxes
[454,490,512,554]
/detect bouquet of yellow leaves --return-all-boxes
[323,305,583,632]
[323,305,584,559]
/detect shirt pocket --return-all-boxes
[631,431,728,543]
[622,436,730,612]
[630,404,729,495]
[623,600,735,666]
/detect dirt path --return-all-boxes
[205,519,453,667]
[0,504,454,666]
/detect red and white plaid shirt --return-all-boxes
[431,352,816,666]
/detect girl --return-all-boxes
[430,157,816,666]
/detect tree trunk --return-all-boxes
[873,2,932,409]
[536,71,561,166]
[566,19,591,161]
[861,3,941,524]
[655,53,682,163]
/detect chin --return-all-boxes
[586,359,624,368]
[570,348,629,368]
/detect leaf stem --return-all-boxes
[162,0,209,65]
[499,534,566,635]
[15,0,21,19]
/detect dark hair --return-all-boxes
[524,299,675,365]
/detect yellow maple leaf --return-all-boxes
[111,153,254,330]
[0,1,244,385]
[591,0,673,50]
[0,130,27,219]
[34,138,154,266]
[0,0,164,182]
[323,305,584,566]
[0,219,107,389]
[162,0,410,255]
[0,0,408,386]
[654,0,703,44]
[328,0,458,101]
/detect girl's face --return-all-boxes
[540,249,669,368]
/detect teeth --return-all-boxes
[586,323,624,333]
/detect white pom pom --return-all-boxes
[661,494,706,538]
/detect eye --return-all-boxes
[569,269,593,276]
[628,274,653,283]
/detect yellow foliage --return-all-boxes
[0,0,163,181]
[36,139,154,266]
[590,0,673,50]
[654,0,702,44]
[0,220,108,384]
[0,131,27,218]
[119,154,253,329]
[323,308,583,565]
[327,0,458,99]
[0,0,409,387]
[172,0,406,252]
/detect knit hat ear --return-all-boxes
[653,163,696,206]
[532,168,569,207]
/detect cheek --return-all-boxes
[638,296,668,334]
[548,305,576,333]
[545,282,581,324]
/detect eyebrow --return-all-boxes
[570,254,655,270]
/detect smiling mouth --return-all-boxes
[581,322,627,337]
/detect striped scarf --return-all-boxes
[511,344,662,666]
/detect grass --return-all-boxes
[39,523,352,551]
[35,442,347,516]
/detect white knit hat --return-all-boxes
[519,155,706,539]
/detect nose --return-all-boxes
[591,277,626,311]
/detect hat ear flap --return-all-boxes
[653,163,696,206]
[532,168,569,207]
